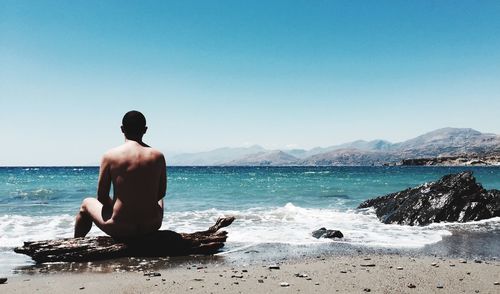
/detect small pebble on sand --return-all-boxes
[437,283,444,289]
[0,278,7,284]
[494,282,499,285]
[459,259,467,263]
[79,287,85,290]
[431,262,438,266]
[407,283,416,288]
[269,265,280,270]
[363,288,371,292]
[340,270,347,273]
[258,279,264,283]
[396,267,403,270]
[360,264,376,267]
[280,282,290,287]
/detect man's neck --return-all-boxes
[125,138,149,147]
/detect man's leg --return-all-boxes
[74,197,111,238]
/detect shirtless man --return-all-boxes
[74,110,166,238]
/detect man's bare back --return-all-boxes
[74,111,166,238]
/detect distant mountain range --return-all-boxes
[168,128,500,166]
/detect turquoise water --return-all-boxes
[1,166,499,275]
[2,166,500,216]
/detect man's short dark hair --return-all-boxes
[122,110,146,137]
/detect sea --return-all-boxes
[1,166,499,276]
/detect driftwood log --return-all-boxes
[14,216,235,263]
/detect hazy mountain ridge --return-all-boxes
[392,128,500,158]
[168,145,265,166]
[168,128,500,166]
[224,151,299,166]
[298,149,400,166]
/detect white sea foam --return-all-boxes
[1,204,498,250]
[10,188,55,197]
[426,217,500,231]
[304,171,331,175]
[161,203,472,248]
[0,214,102,248]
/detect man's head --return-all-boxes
[121,110,147,140]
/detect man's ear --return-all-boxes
[143,126,148,134]
[120,126,125,134]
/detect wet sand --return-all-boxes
[2,254,499,293]
[2,229,500,293]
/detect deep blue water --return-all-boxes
[1,166,499,216]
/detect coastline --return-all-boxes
[387,155,500,167]
[3,227,500,293]
[2,254,499,293]
[2,166,500,293]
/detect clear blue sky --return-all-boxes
[1,0,500,165]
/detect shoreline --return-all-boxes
[3,223,500,293]
[4,223,500,277]
[2,254,499,293]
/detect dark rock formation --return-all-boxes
[312,227,344,239]
[15,216,235,263]
[358,172,500,226]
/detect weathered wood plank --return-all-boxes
[14,216,235,263]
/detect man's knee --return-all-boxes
[79,197,95,213]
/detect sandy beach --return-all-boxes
[2,254,499,293]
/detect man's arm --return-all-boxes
[97,155,113,208]
[158,154,167,200]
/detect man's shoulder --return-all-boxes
[102,143,164,163]
[148,148,165,160]
[103,145,125,157]
[100,145,129,164]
